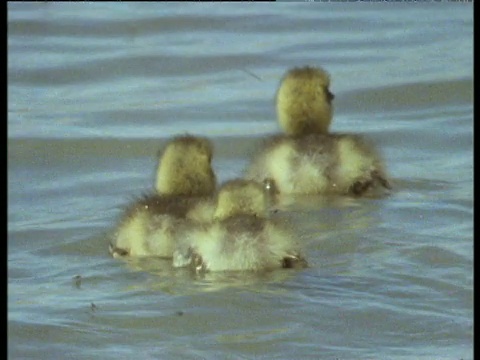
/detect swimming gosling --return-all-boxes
[109,135,216,258]
[246,66,390,196]
[173,179,307,272]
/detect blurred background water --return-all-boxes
[8,2,473,359]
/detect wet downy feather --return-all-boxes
[109,135,217,259]
[173,179,307,272]
[246,66,391,197]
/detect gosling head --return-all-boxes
[155,135,216,196]
[213,179,268,220]
[275,66,334,136]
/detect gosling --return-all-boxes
[173,179,307,272]
[109,135,216,258]
[246,66,390,196]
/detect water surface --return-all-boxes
[8,3,473,359]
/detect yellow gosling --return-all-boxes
[276,66,334,136]
[246,65,390,196]
[155,135,215,196]
[109,135,217,258]
[173,179,307,272]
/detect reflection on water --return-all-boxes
[123,257,306,296]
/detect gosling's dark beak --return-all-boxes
[109,242,129,258]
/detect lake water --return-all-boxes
[8,3,473,359]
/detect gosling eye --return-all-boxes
[326,89,335,103]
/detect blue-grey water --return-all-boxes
[8,3,473,360]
